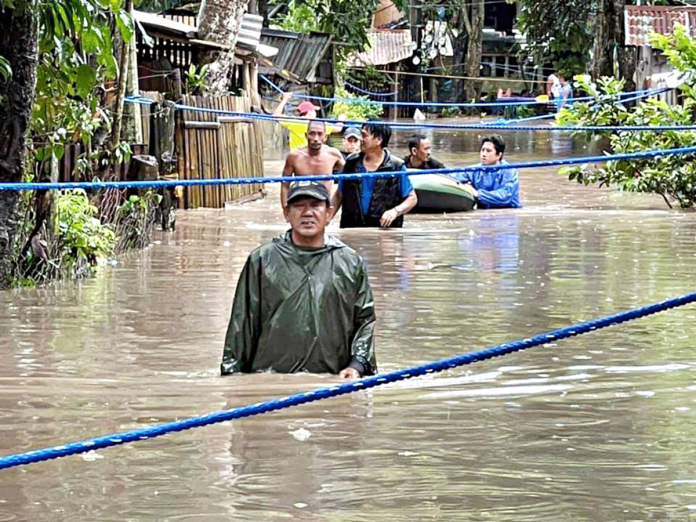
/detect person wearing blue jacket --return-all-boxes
[452,135,522,209]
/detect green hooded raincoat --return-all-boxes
[221,231,377,375]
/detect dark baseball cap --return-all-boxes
[344,126,361,140]
[287,180,330,204]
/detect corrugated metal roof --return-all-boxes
[134,10,269,53]
[346,30,415,66]
[625,5,696,46]
[134,10,197,38]
[260,29,333,82]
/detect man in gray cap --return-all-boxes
[222,180,377,378]
[341,126,362,159]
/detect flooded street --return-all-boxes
[2,127,696,520]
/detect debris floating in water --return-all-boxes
[290,428,312,441]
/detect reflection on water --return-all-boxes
[1,127,696,520]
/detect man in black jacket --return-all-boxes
[403,134,446,170]
[330,122,418,228]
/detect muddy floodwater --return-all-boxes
[2,127,696,521]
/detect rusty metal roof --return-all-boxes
[346,29,415,67]
[259,29,333,82]
[625,5,696,46]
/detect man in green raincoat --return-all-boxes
[221,181,377,378]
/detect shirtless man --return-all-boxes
[280,120,345,208]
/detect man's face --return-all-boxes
[480,141,502,165]
[343,136,360,153]
[413,139,432,162]
[361,128,381,152]
[306,123,326,151]
[284,196,330,238]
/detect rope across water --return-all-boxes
[126,96,694,132]
[1,292,694,471]
[2,145,696,192]
[258,74,668,107]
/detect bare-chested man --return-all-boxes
[280,120,345,208]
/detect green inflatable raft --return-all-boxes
[409,173,476,213]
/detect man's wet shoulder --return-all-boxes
[327,236,365,265]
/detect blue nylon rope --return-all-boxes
[493,88,670,127]
[2,146,695,192]
[127,87,668,129]
[258,72,666,107]
[259,74,285,94]
[326,86,665,107]
[166,104,696,132]
[1,291,694,471]
[284,89,661,108]
[482,113,557,126]
[344,81,396,98]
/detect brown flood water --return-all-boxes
[2,126,696,521]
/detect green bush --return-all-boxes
[557,25,696,209]
[330,86,383,121]
[54,190,117,277]
[115,191,162,251]
[441,107,462,118]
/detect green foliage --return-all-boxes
[557,26,696,209]
[184,64,210,95]
[441,107,462,117]
[54,190,117,276]
[115,191,161,250]
[133,0,190,11]
[0,55,11,81]
[330,86,383,121]
[517,0,594,73]
[340,63,391,93]
[31,0,135,173]
[276,2,318,33]
[651,25,696,96]
[514,104,535,118]
[275,0,380,56]
[556,75,629,129]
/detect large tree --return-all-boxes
[0,0,39,288]
[591,0,635,85]
[197,0,250,94]
[518,0,635,82]
[453,0,484,101]
[276,0,380,58]
[517,0,593,75]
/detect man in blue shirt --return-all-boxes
[331,122,418,228]
[453,135,521,209]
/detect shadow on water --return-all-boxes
[1,125,696,520]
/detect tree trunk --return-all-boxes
[464,0,484,101]
[613,0,635,89]
[197,0,249,94]
[123,0,143,145]
[110,0,133,148]
[591,0,635,87]
[450,0,482,103]
[0,0,38,288]
[451,5,470,102]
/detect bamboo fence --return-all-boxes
[177,94,264,209]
